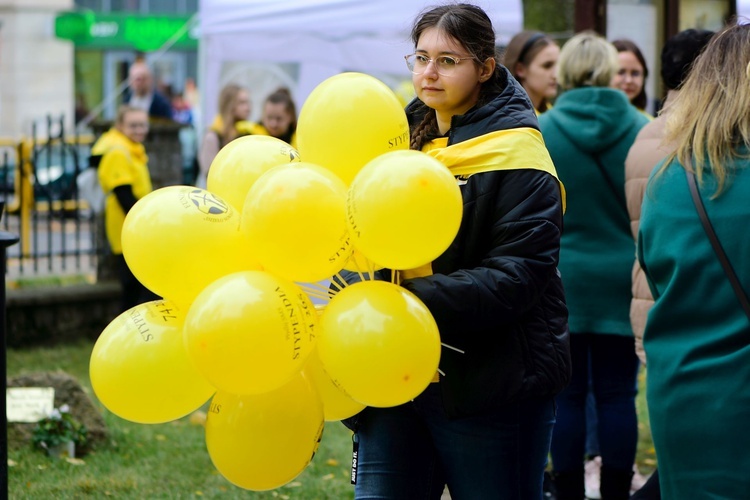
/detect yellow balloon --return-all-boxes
[318,280,441,407]
[122,186,258,308]
[241,162,352,283]
[296,72,410,185]
[303,349,365,422]
[184,270,318,395]
[342,248,383,274]
[90,300,215,424]
[207,135,301,211]
[205,373,324,491]
[347,150,463,270]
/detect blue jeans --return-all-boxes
[585,368,600,457]
[551,333,639,472]
[351,384,556,499]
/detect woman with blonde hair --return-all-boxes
[539,31,649,499]
[637,22,750,498]
[196,83,263,188]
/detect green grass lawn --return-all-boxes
[7,341,656,498]
[7,340,356,499]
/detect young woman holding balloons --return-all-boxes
[344,4,570,498]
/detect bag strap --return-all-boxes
[686,168,750,321]
[592,154,628,215]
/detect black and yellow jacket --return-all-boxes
[400,68,570,417]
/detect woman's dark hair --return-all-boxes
[660,29,714,91]
[263,87,297,139]
[409,3,503,150]
[612,39,649,110]
[503,31,555,77]
[501,30,556,112]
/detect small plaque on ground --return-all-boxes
[6,387,55,423]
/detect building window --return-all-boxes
[75,0,198,14]
[679,0,732,31]
[110,0,141,12]
[74,0,104,10]
[149,0,179,13]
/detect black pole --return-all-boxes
[0,201,19,495]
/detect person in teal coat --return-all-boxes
[637,23,750,498]
[538,31,649,499]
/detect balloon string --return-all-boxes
[334,272,350,289]
[367,258,375,281]
[301,281,333,294]
[299,291,331,302]
[296,285,332,301]
[441,343,465,354]
[356,268,366,283]
[437,368,446,376]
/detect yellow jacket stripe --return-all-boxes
[422,127,566,211]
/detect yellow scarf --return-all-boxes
[91,128,148,165]
[421,127,566,211]
[208,115,266,138]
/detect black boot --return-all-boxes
[630,469,660,500]
[599,465,634,500]
[552,469,585,500]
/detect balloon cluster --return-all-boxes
[89,73,463,491]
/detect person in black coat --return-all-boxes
[124,61,173,120]
[340,4,570,499]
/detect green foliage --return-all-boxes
[8,274,94,290]
[523,0,575,34]
[31,405,88,450]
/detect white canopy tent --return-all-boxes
[197,0,523,128]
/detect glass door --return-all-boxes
[102,51,137,120]
[679,0,733,31]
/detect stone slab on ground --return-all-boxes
[7,371,108,455]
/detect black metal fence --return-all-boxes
[1,116,100,280]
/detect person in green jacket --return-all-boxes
[539,31,649,500]
[637,23,750,498]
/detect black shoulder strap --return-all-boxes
[591,154,629,218]
[686,169,750,321]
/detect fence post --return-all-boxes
[0,201,20,495]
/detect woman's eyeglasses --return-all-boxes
[404,53,477,76]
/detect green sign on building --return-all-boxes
[55,11,197,51]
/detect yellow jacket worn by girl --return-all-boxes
[94,128,153,254]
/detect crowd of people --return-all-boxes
[95,59,300,310]
[97,4,749,499]
[195,83,297,187]
[355,5,747,500]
